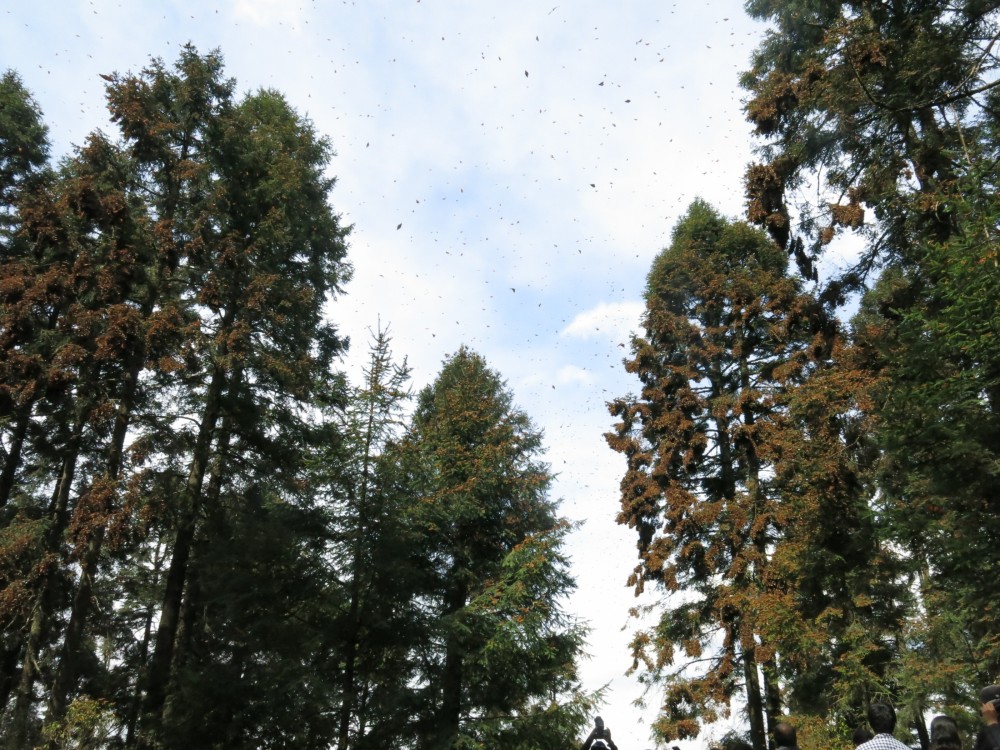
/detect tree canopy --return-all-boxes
[0,49,591,750]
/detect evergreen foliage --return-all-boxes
[400,347,592,750]
[737,1,1000,744]
[3,4,999,748]
[608,202,823,748]
[0,50,591,750]
[601,3,1000,748]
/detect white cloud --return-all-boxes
[562,301,644,343]
[3,1,769,744]
[556,364,595,385]
[231,0,303,28]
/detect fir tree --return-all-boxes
[402,348,590,750]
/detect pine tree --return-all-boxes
[742,1,1000,726]
[129,57,351,746]
[401,347,590,750]
[0,68,53,719]
[741,0,1000,295]
[0,47,353,748]
[320,326,421,750]
[0,70,48,252]
[1,130,153,746]
[606,201,817,749]
[851,180,1000,712]
[763,328,909,733]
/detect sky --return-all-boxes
[3,1,776,746]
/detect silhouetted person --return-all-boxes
[930,714,962,750]
[856,703,911,750]
[854,727,875,747]
[583,716,618,750]
[976,688,1000,750]
[774,722,800,750]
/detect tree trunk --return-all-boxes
[338,396,378,750]
[438,573,468,749]
[0,640,24,712]
[48,362,139,723]
[160,403,235,733]
[915,710,930,750]
[762,658,782,737]
[743,644,768,750]
[337,583,361,750]
[0,406,31,509]
[740,350,781,743]
[125,542,164,749]
[138,362,226,744]
[9,422,83,748]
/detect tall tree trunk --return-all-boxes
[138,362,226,744]
[741,350,780,741]
[762,658,782,736]
[337,577,362,750]
[338,392,378,750]
[161,401,235,733]
[47,361,139,723]
[125,542,164,749]
[438,574,467,749]
[743,643,768,750]
[9,420,84,748]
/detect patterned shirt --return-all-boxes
[856,733,914,750]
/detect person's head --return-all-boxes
[930,715,962,750]
[595,716,604,731]
[853,726,875,746]
[774,722,798,748]
[868,703,897,734]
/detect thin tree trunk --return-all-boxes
[915,710,930,750]
[740,351,780,744]
[125,541,164,749]
[161,403,234,732]
[48,363,139,722]
[438,574,467,749]
[0,406,32,509]
[338,383,379,750]
[10,592,49,749]
[9,420,84,748]
[337,582,361,750]
[762,658,782,736]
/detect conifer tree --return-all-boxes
[850,182,1000,711]
[0,70,48,252]
[742,0,1000,293]
[0,48,353,749]
[128,56,350,746]
[402,348,590,750]
[742,1,1000,723]
[764,327,909,731]
[607,201,816,749]
[0,68,54,717]
[1,130,153,746]
[321,326,421,750]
